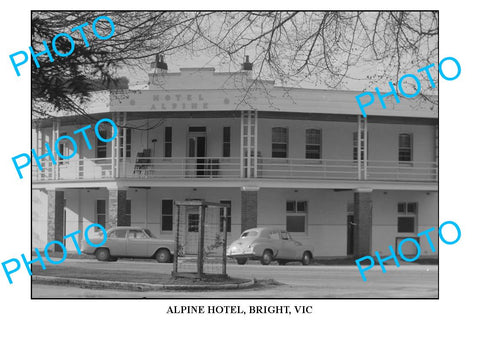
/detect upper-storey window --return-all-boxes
[96,130,108,158]
[57,132,71,165]
[272,127,288,158]
[306,129,322,159]
[223,127,231,158]
[164,127,172,157]
[399,133,413,162]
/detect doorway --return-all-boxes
[347,214,354,255]
[187,127,207,177]
[54,199,67,252]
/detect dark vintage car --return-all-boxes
[226,227,314,265]
[81,227,175,263]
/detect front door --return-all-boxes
[188,131,207,177]
[347,214,354,255]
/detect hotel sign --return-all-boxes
[112,90,233,111]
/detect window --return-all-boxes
[286,200,307,233]
[58,132,71,165]
[306,129,322,159]
[188,126,206,132]
[161,200,173,231]
[96,200,106,228]
[397,202,417,233]
[96,130,108,158]
[127,230,148,239]
[241,230,258,238]
[119,128,131,158]
[164,127,172,157]
[219,200,231,233]
[223,127,231,157]
[399,133,413,162]
[353,131,368,161]
[280,231,290,240]
[110,229,127,239]
[125,200,131,226]
[144,229,156,238]
[188,213,200,232]
[269,232,281,240]
[272,127,288,158]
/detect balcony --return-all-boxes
[32,157,438,183]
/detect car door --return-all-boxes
[289,232,306,259]
[279,231,297,259]
[108,229,127,256]
[268,231,286,258]
[126,229,149,257]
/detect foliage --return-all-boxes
[32,11,438,118]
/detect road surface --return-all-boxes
[32,258,438,298]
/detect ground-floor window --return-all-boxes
[161,200,173,231]
[219,200,232,233]
[397,202,417,233]
[286,200,308,233]
[96,199,106,227]
[95,199,130,227]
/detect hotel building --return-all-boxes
[32,57,439,258]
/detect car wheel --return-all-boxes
[155,249,171,263]
[278,260,287,265]
[95,248,110,261]
[236,258,248,265]
[261,250,273,265]
[302,252,312,265]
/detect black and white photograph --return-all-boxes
[29,10,440,298]
[0,1,478,339]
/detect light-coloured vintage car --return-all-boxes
[226,227,314,265]
[81,227,175,263]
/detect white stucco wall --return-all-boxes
[33,187,438,258]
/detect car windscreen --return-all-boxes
[241,230,258,238]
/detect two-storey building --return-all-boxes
[32,57,439,258]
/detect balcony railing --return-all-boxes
[32,157,438,182]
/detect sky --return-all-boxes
[115,11,439,95]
